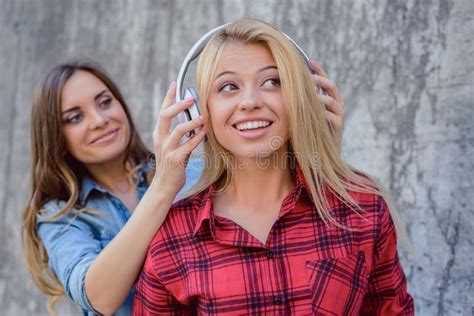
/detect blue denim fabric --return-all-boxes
[37,159,203,316]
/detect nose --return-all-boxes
[88,109,109,129]
[237,87,261,112]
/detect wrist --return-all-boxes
[148,177,180,198]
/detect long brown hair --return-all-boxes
[188,19,409,245]
[21,60,151,313]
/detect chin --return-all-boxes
[81,145,129,165]
[231,147,282,161]
[235,145,291,167]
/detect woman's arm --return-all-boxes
[84,183,175,314]
[37,202,108,313]
[84,82,207,314]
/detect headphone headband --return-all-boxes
[175,23,314,102]
[176,24,230,102]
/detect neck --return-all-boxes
[86,157,132,194]
[222,150,295,210]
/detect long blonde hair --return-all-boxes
[21,60,151,314]
[188,18,408,244]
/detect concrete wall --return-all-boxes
[0,0,472,315]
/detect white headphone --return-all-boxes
[175,23,321,138]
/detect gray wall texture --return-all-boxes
[0,0,472,315]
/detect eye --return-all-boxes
[219,83,238,93]
[262,77,281,88]
[99,97,112,108]
[65,113,83,124]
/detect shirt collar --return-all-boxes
[192,164,313,237]
[276,165,314,220]
[79,175,107,205]
[78,162,149,205]
[294,164,309,191]
[192,183,217,236]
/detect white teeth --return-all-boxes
[235,121,271,131]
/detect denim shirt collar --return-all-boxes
[78,176,108,205]
[78,162,150,205]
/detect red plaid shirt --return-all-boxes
[133,168,414,315]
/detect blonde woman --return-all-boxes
[133,19,414,315]
[21,56,341,314]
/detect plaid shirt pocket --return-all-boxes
[306,251,369,316]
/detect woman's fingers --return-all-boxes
[309,59,328,77]
[155,96,196,140]
[313,75,342,103]
[309,60,344,106]
[318,90,344,151]
[325,111,343,150]
[325,110,343,130]
[160,96,196,121]
[318,94,344,116]
[150,82,207,195]
[153,82,176,137]
[167,115,205,147]
[152,116,205,186]
[159,125,207,180]
[161,81,177,110]
[178,125,208,154]
[309,60,344,151]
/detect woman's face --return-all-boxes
[207,42,289,160]
[60,70,131,166]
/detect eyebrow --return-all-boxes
[61,90,108,115]
[214,65,278,80]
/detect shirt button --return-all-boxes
[266,251,273,259]
[273,296,282,305]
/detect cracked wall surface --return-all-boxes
[0,0,472,315]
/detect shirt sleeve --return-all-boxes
[133,244,191,315]
[36,201,101,313]
[360,197,415,315]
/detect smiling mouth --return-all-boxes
[233,120,273,131]
[91,129,119,144]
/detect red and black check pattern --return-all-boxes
[133,168,414,315]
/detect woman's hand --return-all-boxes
[151,81,207,195]
[309,60,345,151]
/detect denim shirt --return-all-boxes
[37,159,203,316]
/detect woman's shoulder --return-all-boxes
[343,170,385,204]
[37,199,71,219]
[151,189,210,242]
[37,198,100,224]
[330,171,392,225]
[169,189,208,214]
[348,189,389,219]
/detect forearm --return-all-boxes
[84,180,175,314]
